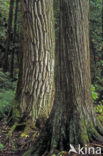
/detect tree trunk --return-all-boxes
[3,0,14,72]
[102,0,103,40]
[90,35,96,83]
[23,0,103,155]
[13,0,55,123]
[101,0,103,74]
[10,0,19,79]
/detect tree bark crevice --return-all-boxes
[20,0,103,155]
[11,0,55,124]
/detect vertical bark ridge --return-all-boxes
[22,1,103,156]
[3,0,14,72]
[19,0,55,121]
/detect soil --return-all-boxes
[0,119,35,156]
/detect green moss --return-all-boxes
[81,119,89,144]
[0,143,4,151]
[20,124,30,138]
[80,118,102,144]
[23,147,34,156]
[97,115,103,123]
[12,99,20,120]
[87,120,100,141]
[95,105,103,115]
[6,122,18,139]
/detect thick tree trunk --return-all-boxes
[90,35,96,83]
[23,0,103,155]
[13,0,55,123]
[3,0,14,72]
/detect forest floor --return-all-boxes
[0,118,103,156]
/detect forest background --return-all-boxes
[0,0,103,155]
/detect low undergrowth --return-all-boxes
[0,68,17,118]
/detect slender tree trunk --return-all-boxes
[3,0,14,72]
[23,1,103,155]
[10,0,19,79]
[102,0,103,40]
[101,0,103,72]
[12,0,55,123]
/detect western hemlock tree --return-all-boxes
[3,0,14,72]
[23,0,103,155]
[10,0,19,79]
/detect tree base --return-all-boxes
[22,117,103,156]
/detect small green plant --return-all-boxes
[0,143,4,151]
[0,69,17,118]
[95,105,103,123]
[95,105,103,114]
[91,85,98,100]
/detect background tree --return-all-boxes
[10,0,19,79]
[1,0,103,155]
[3,0,14,72]
[90,0,103,103]
[23,0,103,155]
[0,0,9,67]
[0,0,19,120]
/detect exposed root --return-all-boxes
[22,117,103,156]
[86,120,103,143]
[96,119,103,136]
[23,147,34,156]
[6,122,26,140]
[20,125,31,138]
[6,122,18,139]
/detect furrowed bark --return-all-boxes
[12,0,55,124]
[23,0,103,155]
[3,0,14,72]
[10,0,19,79]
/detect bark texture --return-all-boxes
[10,0,19,79]
[23,0,103,155]
[14,0,55,122]
[3,0,14,72]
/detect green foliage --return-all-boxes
[90,0,102,51]
[0,69,17,118]
[95,105,103,123]
[0,143,4,151]
[0,0,10,39]
[0,0,20,118]
[95,105,103,114]
[90,0,103,104]
[0,70,16,89]
[0,0,10,17]
[0,90,15,117]
[0,0,22,70]
[97,115,103,123]
[91,85,98,100]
